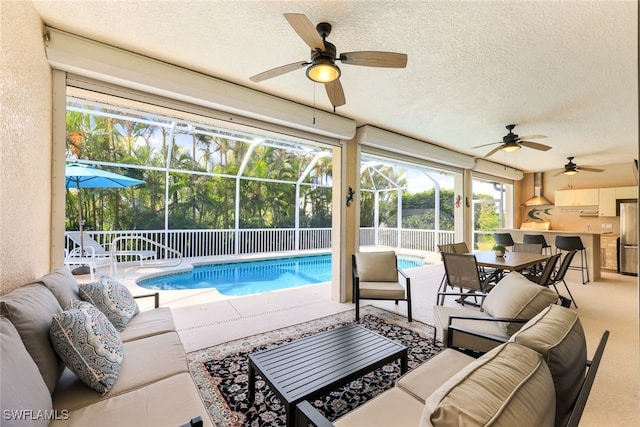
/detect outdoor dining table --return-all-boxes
[473,250,550,272]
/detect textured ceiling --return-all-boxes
[33,0,638,173]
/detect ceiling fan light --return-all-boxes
[500,143,521,153]
[564,169,578,176]
[306,59,341,83]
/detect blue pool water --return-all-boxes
[138,254,424,296]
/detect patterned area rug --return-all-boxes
[187,306,443,426]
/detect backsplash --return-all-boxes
[523,206,620,234]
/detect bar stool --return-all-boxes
[493,232,515,249]
[523,234,552,254]
[555,236,589,284]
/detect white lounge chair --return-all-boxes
[63,249,111,280]
[66,231,157,266]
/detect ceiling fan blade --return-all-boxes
[484,146,504,157]
[517,134,546,140]
[471,142,502,149]
[339,51,408,68]
[250,61,308,83]
[284,13,325,51]
[578,166,604,173]
[519,141,552,151]
[325,79,346,107]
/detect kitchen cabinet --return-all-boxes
[555,189,599,207]
[616,186,638,199]
[599,188,616,216]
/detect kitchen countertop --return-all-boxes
[499,228,601,281]
[501,228,609,235]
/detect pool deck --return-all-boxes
[76,251,441,351]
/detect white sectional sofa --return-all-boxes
[0,267,212,427]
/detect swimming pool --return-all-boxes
[138,254,424,296]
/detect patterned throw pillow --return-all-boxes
[50,301,123,395]
[79,277,139,331]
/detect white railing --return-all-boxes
[109,235,183,276]
[65,227,453,258]
[359,227,456,252]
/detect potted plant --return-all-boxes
[492,244,507,257]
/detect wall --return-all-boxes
[0,1,52,294]
[519,162,638,234]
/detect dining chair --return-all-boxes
[352,251,412,322]
[512,242,544,276]
[549,250,579,308]
[523,253,561,288]
[437,242,472,292]
[438,253,492,307]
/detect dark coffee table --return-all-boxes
[248,323,408,427]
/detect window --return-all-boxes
[472,177,514,250]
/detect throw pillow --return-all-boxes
[50,301,123,395]
[509,304,588,426]
[482,271,559,336]
[420,343,555,427]
[1,316,53,427]
[0,284,65,393]
[39,267,81,308]
[79,277,139,331]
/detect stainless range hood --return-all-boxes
[523,172,553,206]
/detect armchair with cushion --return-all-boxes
[433,271,560,352]
[352,251,412,322]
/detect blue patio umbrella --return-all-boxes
[65,163,145,254]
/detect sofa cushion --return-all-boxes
[79,277,139,331]
[50,373,214,427]
[432,305,506,353]
[354,251,398,282]
[119,307,176,342]
[39,267,81,309]
[396,349,475,403]
[420,342,555,427]
[482,272,558,335]
[0,283,65,393]
[1,316,53,427]
[50,301,123,395]
[334,387,424,427]
[53,331,188,411]
[509,304,587,426]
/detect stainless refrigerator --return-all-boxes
[619,201,638,275]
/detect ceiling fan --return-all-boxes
[472,124,551,157]
[249,13,408,108]
[555,157,604,175]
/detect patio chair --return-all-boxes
[66,231,156,266]
[352,251,412,322]
[437,253,493,307]
[523,253,561,288]
[513,242,544,275]
[549,250,579,308]
[63,249,111,280]
[437,242,473,292]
